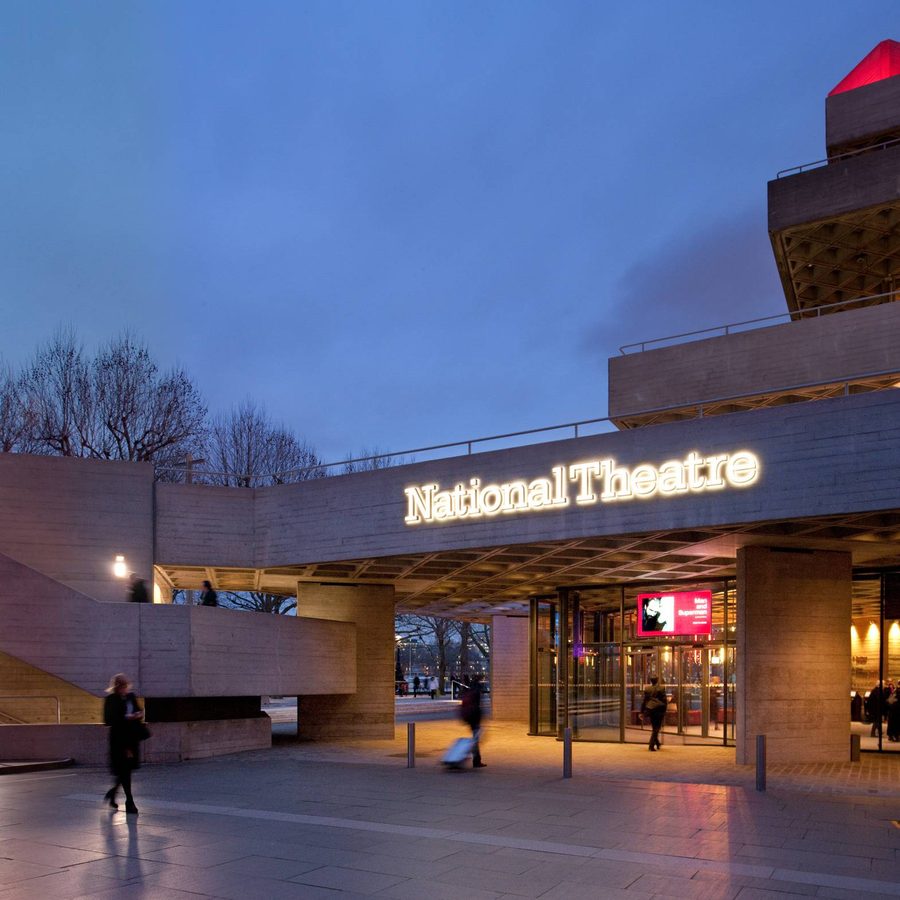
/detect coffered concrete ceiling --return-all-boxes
[155,510,900,620]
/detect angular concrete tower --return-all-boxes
[769,40,900,315]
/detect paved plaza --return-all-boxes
[1,717,899,899]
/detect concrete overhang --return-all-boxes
[768,144,900,314]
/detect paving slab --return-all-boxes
[0,721,896,899]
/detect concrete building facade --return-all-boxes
[2,42,900,766]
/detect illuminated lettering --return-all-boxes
[403,450,760,525]
[600,459,633,501]
[726,451,758,485]
[569,460,601,503]
[657,460,687,494]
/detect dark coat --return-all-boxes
[641,684,668,723]
[866,685,889,721]
[460,683,483,729]
[200,589,218,607]
[104,692,143,776]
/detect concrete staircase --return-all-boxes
[0,650,102,724]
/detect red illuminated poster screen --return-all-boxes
[636,591,712,637]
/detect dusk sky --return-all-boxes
[1,3,895,463]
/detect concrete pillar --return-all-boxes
[295,583,395,740]
[490,615,529,724]
[736,546,851,764]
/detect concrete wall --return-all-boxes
[7,390,900,580]
[236,390,900,567]
[0,651,102,724]
[609,303,900,421]
[0,550,355,700]
[0,719,271,764]
[768,142,900,233]
[154,483,256,568]
[139,605,355,697]
[737,546,851,764]
[490,616,529,724]
[0,550,140,695]
[0,724,107,764]
[826,74,900,155]
[0,454,153,602]
[296,584,394,740]
[143,717,271,763]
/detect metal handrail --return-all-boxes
[776,135,900,178]
[157,364,900,484]
[618,291,898,355]
[0,695,61,724]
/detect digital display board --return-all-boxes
[636,590,712,637]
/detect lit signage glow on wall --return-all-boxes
[637,590,713,637]
[404,450,759,525]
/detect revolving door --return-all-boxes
[530,581,736,745]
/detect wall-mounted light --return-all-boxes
[113,555,127,578]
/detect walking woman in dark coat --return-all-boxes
[103,673,144,815]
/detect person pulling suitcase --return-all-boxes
[460,675,486,768]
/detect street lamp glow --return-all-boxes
[113,555,127,578]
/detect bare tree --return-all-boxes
[396,614,456,690]
[342,446,411,474]
[19,330,206,467]
[219,591,296,614]
[0,362,37,453]
[205,400,323,487]
[21,328,88,457]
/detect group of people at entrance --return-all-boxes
[866,680,899,742]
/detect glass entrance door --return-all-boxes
[851,571,900,753]
[529,582,736,746]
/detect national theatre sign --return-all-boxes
[404,450,760,526]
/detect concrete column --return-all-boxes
[490,615,529,724]
[736,546,851,764]
[295,583,395,740]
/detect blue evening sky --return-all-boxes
[0,3,895,462]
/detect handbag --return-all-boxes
[136,722,151,742]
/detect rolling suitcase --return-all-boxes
[442,737,474,768]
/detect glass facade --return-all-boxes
[851,570,900,753]
[530,580,736,745]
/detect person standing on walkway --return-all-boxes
[103,673,144,815]
[429,675,438,700]
[128,574,149,603]
[866,681,888,737]
[412,675,420,697]
[886,684,899,742]
[461,675,486,768]
[641,676,667,751]
[199,580,218,607]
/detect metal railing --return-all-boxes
[158,363,900,485]
[776,135,900,178]
[618,291,898,355]
[0,695,61,724]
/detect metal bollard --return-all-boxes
[407,722,415,768]
[850,733,861,762]
[755,734,766,792]
[563,726,573,779]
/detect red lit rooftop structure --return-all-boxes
[828,39,900,96]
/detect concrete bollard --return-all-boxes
[850,733,861,762]
[755,734,766,792]
[407,722,415,768]
[563,726,573,779]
